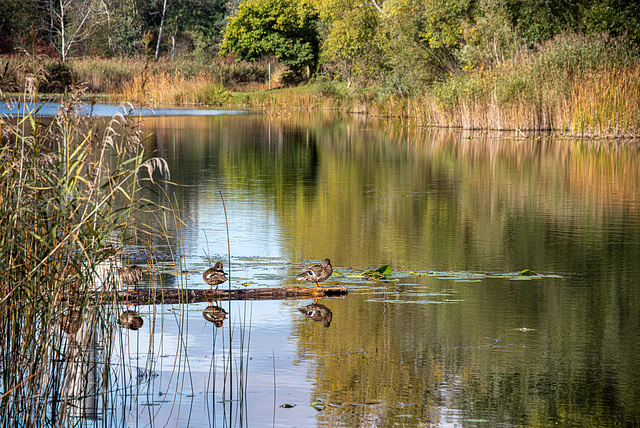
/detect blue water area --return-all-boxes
[0,101,255,118]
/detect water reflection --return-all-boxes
[130,111,640,426]
[0,101,253,118]
[140,114,640,277]
[119,310,144,330]
[58,306,101,421]
[25,111,637,426]
[203,305,228,327]
[298,302,333,327]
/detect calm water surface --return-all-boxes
[94,111,640,426]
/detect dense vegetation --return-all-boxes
[0,88,174,425]
[1,0,639,134]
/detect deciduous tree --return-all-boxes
[220,0,320,79]
[314,0,388,86]
[48,0,109,61]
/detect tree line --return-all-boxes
[1,0,638,90]
[0,0,233,61]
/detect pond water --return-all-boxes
[52,109,640,426]
[0,101,251,117]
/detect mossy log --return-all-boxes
[105,286,348,305]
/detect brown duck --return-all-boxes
[296,258,333,288]
[60,264,82,295]
[59,308,83,335]
[121,265,144,291]
[203,262,228,290]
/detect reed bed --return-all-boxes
[119,70,233,106]
[72,56,272,104]
[568,62,640,136]
[0,88,171,425]
[405,34,640,136]
[230,33,640,136]
[113,55,640,136]
[405,59,640,137]
[1,55,271,102]
[0,88,252,425]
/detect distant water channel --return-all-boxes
[10,102,640,426]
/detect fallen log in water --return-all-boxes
[103,286,348,305]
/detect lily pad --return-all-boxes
[311,399,327,411]
[362,265,393,280]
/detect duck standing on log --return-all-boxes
[121,265,144,291]
[296,258,333,288]
[203,262,228,291]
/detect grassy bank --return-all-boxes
[228,34,640,137]
[1,34,638,136]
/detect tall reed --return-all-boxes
[73,56,272,104]
[568,61,640,136]
[0,87,169,425]
[406,33,640,136]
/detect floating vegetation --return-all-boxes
[362,265,393,280]
[311,399,327,411]
[111,252,571,293]
[409,269,565,281]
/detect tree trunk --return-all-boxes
[155,0,168,60]
[171,31,176,61]
[60,0,67,62]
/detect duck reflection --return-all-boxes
[298,302,333,327]
[119,310,144,330]
[203,305,228,327]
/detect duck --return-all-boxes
[296,258,333,288]
[61,264,82,295]
[119,310,144,330]
[203,262,228,291]
[59,308,83,335]
[121,265,144,291]
[298,303,333,327]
